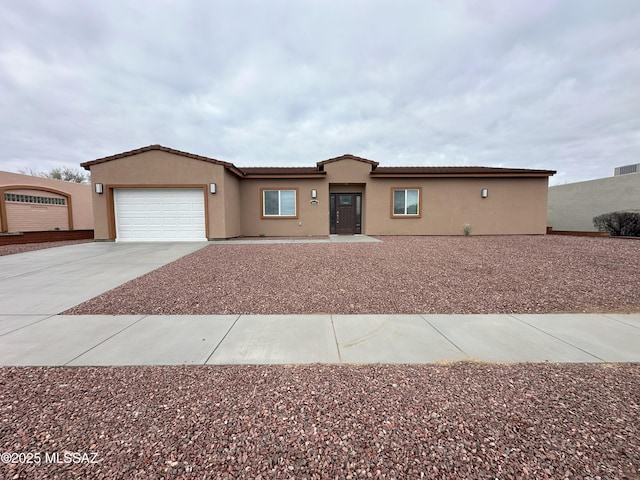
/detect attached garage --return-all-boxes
[113,188,206,241]
[82,145,555,240]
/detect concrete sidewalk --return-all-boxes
[0,313,638,366]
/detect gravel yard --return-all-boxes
[0,240,92,256]
[66,235,640,315]
[0,363,637,479]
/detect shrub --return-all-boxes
[463,224,472,236]
[593,211,640,237]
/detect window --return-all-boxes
[392,188,421,217]
[338,194,352,206]
[4,193,66,205]
[262,189,297,217]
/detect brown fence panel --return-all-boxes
[546,227,609,237]
[0,230,94,246]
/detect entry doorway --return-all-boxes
[330,193,362,234]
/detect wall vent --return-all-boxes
[614,163,640,175]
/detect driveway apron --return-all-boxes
[0,242,208,315]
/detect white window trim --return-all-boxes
[392,188,421,217]
[262,189,298,218]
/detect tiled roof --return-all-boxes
[317,154,379,169]
[80,145,555,178]
[80,144,243,176]
[371,166,556,176]
[240,167,325,176]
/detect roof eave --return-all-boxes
[369,171,556,178]
[316,154,379,170]
[80,144,245,177]
[242,173,327,179]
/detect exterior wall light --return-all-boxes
[209,183,217,194]
[95,183,104,194]
[481,188,488,198]
[311,189,317,199]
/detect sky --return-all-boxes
[1,1,639,185]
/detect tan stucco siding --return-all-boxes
[324,159,372,184]
[239,178,328,236]
[82,150,552,239]
[0,171,93,233]
[6,203,69,232]
[221,171,242,239]
[4,189,68,231]
[87,151,228,240]
[366,177,549,235]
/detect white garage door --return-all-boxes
[114,188,206,241]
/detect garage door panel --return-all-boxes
[114,188,206,242]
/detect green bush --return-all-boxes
[593,211,640,237]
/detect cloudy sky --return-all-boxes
[1,0,638,185]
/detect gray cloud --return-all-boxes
[1,0,638,184]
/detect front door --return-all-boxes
[330,193,361,234]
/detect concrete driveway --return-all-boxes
[0,242,208,315]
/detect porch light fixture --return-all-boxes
[95,183,104,194]
[481,188,488,198]
[311,189,317,199]
[209,183,217,194]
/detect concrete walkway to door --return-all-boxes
[210,235,381,244]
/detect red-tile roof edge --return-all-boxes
[316,154,379,169]
[80,144,244,177]
[80,145,555,177]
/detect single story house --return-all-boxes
[0,170,93,234]
[81,145,555,241]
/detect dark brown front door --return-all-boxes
[330,193,361,234]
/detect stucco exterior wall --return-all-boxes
[235,162,549,237]
[0,170,93,233]
[81,147,553,239]
[324,159,371,234]
[5,203,69,232]
[87,150,231,240]
[547,173,640,231]
[236,160,379,237]
[239,178,328,236]
[366,177,549,235]
[323,158,372,184]
[221,171,242,239]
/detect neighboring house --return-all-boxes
[0,170,93,234]
[547,172,640,232]
[81,145,555,241]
